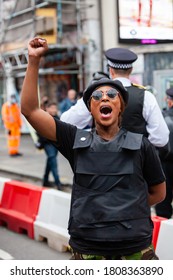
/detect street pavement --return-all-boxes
[0,129,73,186]
[0,227,72,260]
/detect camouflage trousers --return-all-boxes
[70,245,159,260]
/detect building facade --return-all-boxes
[1,0,173,128]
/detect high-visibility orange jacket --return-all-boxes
[1,102,22,155]
[1,102,22,130]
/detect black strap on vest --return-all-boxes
[163,111,173,160]
[121,85,148,136]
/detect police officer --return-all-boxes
[155,87,173,218]
[61,47,169,150]
[21,37,166,260]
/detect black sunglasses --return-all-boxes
[91,88,119,101]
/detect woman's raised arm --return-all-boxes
[21,37,56,141]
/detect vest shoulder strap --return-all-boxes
[131,83,146,90]
[122,131,143,150]
[73,129,92,149]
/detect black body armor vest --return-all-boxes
[121,85,148,136]
[68,129,151,242]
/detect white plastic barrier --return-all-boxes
[156,219,173,259]
[34,189,71,252]
[0,177,11,203]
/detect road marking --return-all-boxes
[0,249,14,260]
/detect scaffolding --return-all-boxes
[0,0,87,85]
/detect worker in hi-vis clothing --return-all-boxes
[1,94,23,157]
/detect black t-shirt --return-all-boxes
[54,119,77,170]
[53,118,165,255]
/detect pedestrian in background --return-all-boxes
[21,37,166,260]
[59,88,77,114]
[60,48,169,154]
[38,101,64,190]
[1,94,23,157]
[155,87,173,218]
[40,95,48,110]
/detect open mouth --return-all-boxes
[100,105,112,117]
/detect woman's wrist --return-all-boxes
[28,56,41,66]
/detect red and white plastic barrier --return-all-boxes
[0,180,44,238]
[34,188,71,252]
[151,215,167,249]
[0,177,11,203]
[0,177,71,252]
[1,177,173,257]
[156,219,173,259]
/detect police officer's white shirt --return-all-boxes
[60,77,169,147]
[60,97,93,129]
